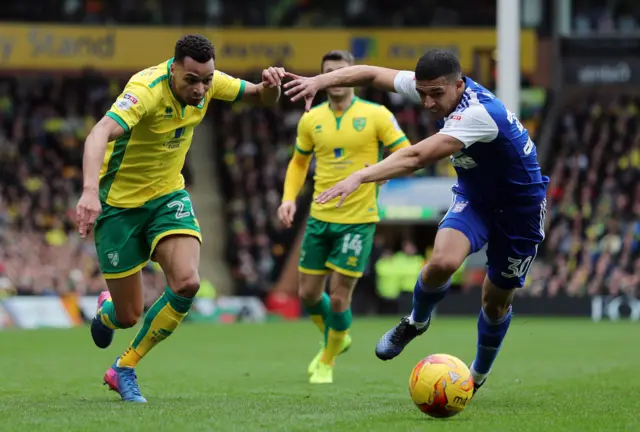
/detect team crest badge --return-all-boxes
[352,117,367,132]
[107,252,119,267]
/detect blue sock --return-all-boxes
[410,274,451,323]
[473,306,512,375]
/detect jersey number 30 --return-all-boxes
[507,110,534,155]
[501,256,533,279]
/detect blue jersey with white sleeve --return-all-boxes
[393,72,549,211]
[393,71,548,289]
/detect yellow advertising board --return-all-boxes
[0,24,536,74]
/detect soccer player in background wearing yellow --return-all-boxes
[75,35,285,402]
[277,50,410,384]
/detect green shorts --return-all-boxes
[298,216,376,278]
[94,189,201,279]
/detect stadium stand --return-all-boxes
[527,94,640,298]
[0,0,499,27]
[0,73,170,305]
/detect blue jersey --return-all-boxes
[393,72,549,211]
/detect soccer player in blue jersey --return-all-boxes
[284,49,548,394]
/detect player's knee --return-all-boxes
[118,313,140,329]
[172,273,200,298]
[114,305,142,328]
[298,283,317,303]
[298,274,325,303]
[481,296,513,321]
[329,292,350,312]
[424,254,462,282]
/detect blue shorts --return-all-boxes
[439,194,547,289]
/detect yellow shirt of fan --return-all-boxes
[296,97,409,224]
[101,58,245,208]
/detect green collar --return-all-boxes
[166,57,186,109]
[329,96,356,130]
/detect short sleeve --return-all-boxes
[376,106,408,151]
[106,81,153,132]
[437,104,499,148]
[295,114,314,155]
[393,70,422,104]
[210,70,246,103]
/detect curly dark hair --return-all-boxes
[174,34,215,64]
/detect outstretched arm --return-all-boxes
[353,134,463,184]
[306,65,400,92]
[284,66,413,111]
[315,134,464,207]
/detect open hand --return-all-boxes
[76,188,101,239]
[315,175,363,208]
[262,67,287,88]
[283,72,318,111]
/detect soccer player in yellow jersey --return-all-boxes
[75,35,285,402]
[277,51,410,384]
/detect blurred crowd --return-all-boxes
[6,0,640,33]
[0,73,168,304]
[526,95,640,298]
[1,0,505,28]
[572,0,640,33]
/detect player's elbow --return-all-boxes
[91,116,125,142]
[404,147,425,171]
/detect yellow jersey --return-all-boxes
[296,96,409,224]
[100,58,246,208]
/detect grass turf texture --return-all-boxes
[0,317,638,432]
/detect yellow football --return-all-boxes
[408,353,475,418]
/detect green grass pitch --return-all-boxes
[0,317,638,431]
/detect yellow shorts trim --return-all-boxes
[150,229,203,256]
[103,261,148,280]
[325,262,363,278]
[298,267,331,276]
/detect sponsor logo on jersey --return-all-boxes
[452,202,467,213]
[123,92,139,104]
[115,92,139,111]
[450,114,462,121]
[450,152,478,169]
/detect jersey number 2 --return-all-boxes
[167,197,194,219]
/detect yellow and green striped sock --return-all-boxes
[119,287,193,368]
[99,299,122,330]
[305,292,331,342]
[321,308,352,365]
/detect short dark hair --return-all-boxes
[175,34,215,64]
[414,49,461,81]
[321,50,354,71]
